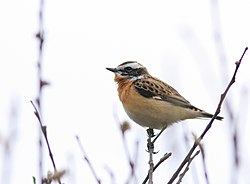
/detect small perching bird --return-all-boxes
[107,61,223,130]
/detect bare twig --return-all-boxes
[125,140,139,184]
[199,143,209,184]
[132,140,140,179]
[36,0,45,108]
[75,135,101,184]
[193,133,209,184]
[154,153,172,173]
[152,126,167,144]
[31,101,61,184]
[142,152,172,184]
[113,111,138,184]
[36,0,45,182]
[167,47,248,184]
[209,2,244,182]
[176,150,200,184]
[35,0,51,183]
[146,128,155,184]
[231,88,248,170]
[182,126,199,184]
[119,121,136,184]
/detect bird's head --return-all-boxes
[106,61,149,81]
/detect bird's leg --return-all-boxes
[147,128,155,137]
[147,128,159,154]
[152,126,167,144]
[147,128,154,150]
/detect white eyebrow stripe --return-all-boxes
[119,62,143,69]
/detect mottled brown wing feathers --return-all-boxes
[134,76,197,109]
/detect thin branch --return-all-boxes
[154,153,172,173]
[152,126,167,144]
[36,0,45,182]
[167,47,248,184]
[113,112,138,184]
[182,126,200,184]
[199,144,209,184]
[193,133,210,184]
[75,135,101,184]
[119,121,136,184]
[142,152,172,184]
[176,150,200,184]
[146,128,155,184]
[125,140,139,184]
[31,101,61,184]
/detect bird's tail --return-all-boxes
[201,112,224,120]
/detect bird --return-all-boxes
[106,61,223,130]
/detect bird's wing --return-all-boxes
[134,76,200,110]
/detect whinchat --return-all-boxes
[107,61,223,130]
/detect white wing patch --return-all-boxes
[153,96,162,100]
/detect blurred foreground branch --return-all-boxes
[167,47,248,184]
[31,101,61,184]
[36,0,45,182]
[76,135,101,184]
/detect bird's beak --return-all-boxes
[106,67,118,73]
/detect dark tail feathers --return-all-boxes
[202,112,224,120]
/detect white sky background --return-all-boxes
[0,0,250,184]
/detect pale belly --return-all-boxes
[123,94,198,129]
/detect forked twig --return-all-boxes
[167,47,248,184]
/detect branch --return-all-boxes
[146,128,155,184]
[193,133,210,184]
[176,150,200,184]
[30,101,61,184]
[76,135,101,184]
[125,139,139,184]
[36,0,45,183]
[35,0,50,183]
[119,121,137,184]
[167,47,248,184]
[113,111,139,184]
[142,152,172,184]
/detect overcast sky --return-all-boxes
[0,0,250,184]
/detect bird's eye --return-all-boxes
[124,66,133,72]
